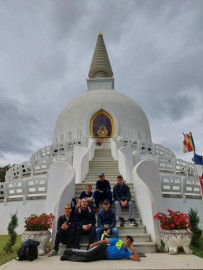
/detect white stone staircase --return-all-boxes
[75,149,157,253]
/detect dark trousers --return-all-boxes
[74,225,96,249]
[54,229,75,251]
[66,245,108,262]
[94,190,112,207]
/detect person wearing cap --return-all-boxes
[113,175,138,227]
[96,199,118,241]
[94,172,112,210]
[61,236,140,262]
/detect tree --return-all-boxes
[3,213,18,253]
[0,164,11,182]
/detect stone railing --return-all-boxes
[161,174,201,199]
[156,157,196,178]
[5,153,73,182]
[154,144,175,158]
[0,176,47,204]
[31,140,82,162]
[121,139,175,158]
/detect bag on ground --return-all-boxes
[17,239,40,261]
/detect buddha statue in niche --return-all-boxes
[97,124,108,137]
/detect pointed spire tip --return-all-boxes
[98,32,103,36]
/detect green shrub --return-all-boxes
[3,213,18,253]
[188,208,202,248]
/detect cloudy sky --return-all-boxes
[0,0,202,166]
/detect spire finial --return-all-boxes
[88,33,113,78]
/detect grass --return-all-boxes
[0,235,21,266]
[190,234,203,258]
[0,235,52,266]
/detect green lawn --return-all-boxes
[0,235,21,266]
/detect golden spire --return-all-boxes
[88,33,113,78]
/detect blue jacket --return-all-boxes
[97,209,116,230]
[113,183,131,202]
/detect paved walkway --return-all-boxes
[0,254,203,270]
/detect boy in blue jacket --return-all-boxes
[96,199,118,241]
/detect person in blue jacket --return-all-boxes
[60,236,140,262]
[96,199,118,241]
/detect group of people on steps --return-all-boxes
[48,173,140,262]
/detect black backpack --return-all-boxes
[17,239,40,261]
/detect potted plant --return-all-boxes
[154,209,192,255]
[21,213,55,255]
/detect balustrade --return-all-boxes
[1,176,47,203]
[161,174,182,195]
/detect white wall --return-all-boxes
[87,138,95,161]
[73,146,89,183]
[133,160,161,244]
[118,146,134,182]
[0,160,76,235]
[133,160,203,246]
[0,199,46,234]
[45,161,75,246]
[111,138,118,160]
[45,161,75,216]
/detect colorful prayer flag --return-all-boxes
[183,132,195,153]
[194,153,203,198]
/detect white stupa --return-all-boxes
[54,32,151,144]
[1,33,202,251]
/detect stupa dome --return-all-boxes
[54,89,151,143]
[53,33,151,144]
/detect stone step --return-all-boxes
[83,178,121,182]
[76,233,150,244]
[75,185,134,189]
[75,184,134,189]
[89,164,119,167]
[90,160,118,163]
[87,170,119,172]
[74,192,135,199]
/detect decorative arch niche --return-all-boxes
[90,110,114,138]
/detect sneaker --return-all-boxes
[120,218,125,227]
[48,250,57,257]
[129,219,138,226]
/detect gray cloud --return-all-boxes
[0,0,202,165]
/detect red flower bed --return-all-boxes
[154,209,191,230]
[24,213,55,231]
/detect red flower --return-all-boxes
[154,209,191,230]
[24,213,55,231]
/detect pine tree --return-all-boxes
[188,208,202,248]
[3,213,18,253]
